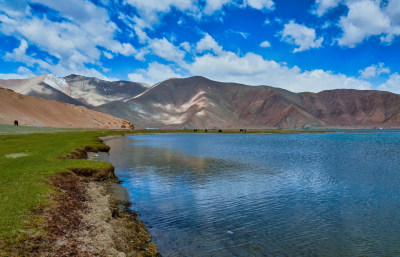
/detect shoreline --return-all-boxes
[3,135,158,256]
[64,137,159,256]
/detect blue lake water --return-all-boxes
[105,133,400,256]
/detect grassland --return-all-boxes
[0,127,133,246]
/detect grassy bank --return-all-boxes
[0,129,132,247]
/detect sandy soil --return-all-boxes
[0,87,134,129]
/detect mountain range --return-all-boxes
[1,74,400,129]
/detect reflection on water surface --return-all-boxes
[106,133,400,256]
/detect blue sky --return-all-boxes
[0,0,400,93]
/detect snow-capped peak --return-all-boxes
[43,74,70,95]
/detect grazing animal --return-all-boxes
[193,129,198,132]
[205,129,208,132]
[218,129,222,133]
[244,129,247,133]
[240,129,243,132]
[14,120,18,126]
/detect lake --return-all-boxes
[105,133,400,256]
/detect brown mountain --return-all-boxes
[0,88,133,129]
[96,76,400,129]
[2,75,399,129]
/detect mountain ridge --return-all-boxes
[2,74,400,129]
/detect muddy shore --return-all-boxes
[11,138,158,256]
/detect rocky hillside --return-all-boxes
[3,74,400,129]
[0,74,84,106]
[97,76,400,129]
[1,74,149,108]
[64,75,149,107]
[0,88,134,129]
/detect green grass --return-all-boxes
[0,124,81,135]
[0,129,133,243]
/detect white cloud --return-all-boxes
[149,38,186,63]
[129,35,371,92]
[313,0,400,47]
[4,39,52,70]
[337,0,392,47]
[0,0,136,78]
[377,73,400,94]
[313,0,342,16]
[227,29,250,39]
[125,0,275,28]
[244,0,275,10]
[359,63,390,79]
[0,66,36,80]
[185,35,371,92]
[187,50,370,92]
[196,33,223,54]
[203,0,231,14]
[4,39,114,81]
[128,62,183,85]
[125,0,196,25]
[260,40,271,47]
[180,42,191,52]
[280,21,324,52]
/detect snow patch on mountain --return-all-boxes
[43,74,70,95]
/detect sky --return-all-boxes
[0,0,400,93]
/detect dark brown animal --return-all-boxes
[14,120,18,126]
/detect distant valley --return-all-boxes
[1,74,400,129]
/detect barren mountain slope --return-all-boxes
[97,76,400,129]
[64,74,149,107]
[0,74,85,106]
[0,88,133,129]
[300,89,400,127]
[97,77,324,129]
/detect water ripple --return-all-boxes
[106,133,400,256]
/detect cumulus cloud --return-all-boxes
[280,21,324,52]
[312,0,400,47]
[128,34,371,93]
[0,66,36,80]
[0,0,135,78]
[125,0,197,26]
[148,38,186,63]
[203,0,231,15]
[260,40,271,47]
[4,39,115,81]
[128,62,183,85]
[133,37,186,64]
[377,73,400,94]
[125,0,275,27]
[337,0,392,47]
[244,0,275,10]
[196,33,223,54]
[359,63,390,79]
[4,39,52,70]
[313,0,342,16]
[187,50,370,92]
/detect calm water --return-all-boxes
[105,133,400,256]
